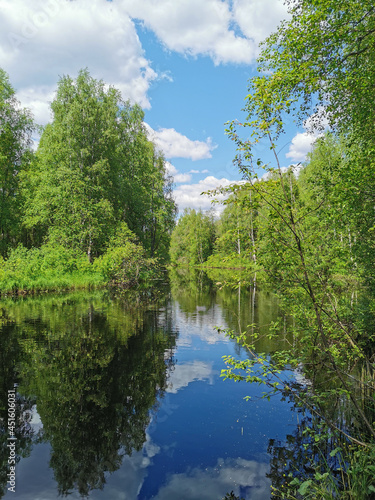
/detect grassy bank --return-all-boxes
[0,241,159,296]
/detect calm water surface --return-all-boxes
[0,274,301,499]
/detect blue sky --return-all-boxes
[1,0,318,213]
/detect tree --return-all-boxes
[256,0,375,140]
[169,209,216,266]
[0,69,34,256]
[22,69,176,261]
[121,134,176,259]
[211,184,259,263]
[221,2,375,494]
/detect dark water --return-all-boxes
[0,275,302,499]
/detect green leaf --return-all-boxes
[298,480,312,496]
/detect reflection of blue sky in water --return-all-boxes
[168,301,232,347]
[4,294,296,500]
[12,439,270,499]
[153,458,271,500]
[134,296,293,500]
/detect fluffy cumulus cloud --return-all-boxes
[232,0,289,47]
[153,457,271,500]
[1,0,157,124]
[173,175,237,213]
[286,110,328,163]
[286,132,318,163]
[121,0,261,64]
[1,0,289,125]
[146,124,216,161]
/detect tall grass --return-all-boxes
[0,244,104,295]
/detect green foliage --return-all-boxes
[21,68,176,263]
[0,244,102,294]
[205,252,254,271]
[213,185,259,262]
[93,222,161,287]
[0,69,34,256]
[220,1,375,497]
[169,208,216,266]
[257,0,375,141]
[0,68,176,293]
[222,492,245,500]
[95,243,154,288]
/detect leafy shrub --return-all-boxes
[95,222,160,287]
[0,244,101,293]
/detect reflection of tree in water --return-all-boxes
[266,381,371,499]
[169,267,215,314]
[40,311,175,496]
[0,316,37,499]
[1,293,177,498]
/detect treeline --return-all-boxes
[170,133,357,285]
[0,68,176,292]
[169,186,257,272]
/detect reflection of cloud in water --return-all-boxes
[91,432,161,499]
[13,431,162,500]
[166,361,214,393]
[28,405,43,432]
[293,363,312,388]
[173,302,230,346]
[154,457,271,500]
[141,432,161,467]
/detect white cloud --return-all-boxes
[121,0,259,64]
[165,161,178,175]
[173,175,236,213]
[233,0,289,47]
[16,86,55,126]
[188,169,210,174]
[1,0,157,124]
[154,457,271,500]
[286,108,329,163]
[174,173,192,183]
[286,131,321,162]
[286,132,317,162]
[164,162,192,184]
[146,125,216,160]
[1,0,290,129]
[167,361,214,394]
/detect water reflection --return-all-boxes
[0,311,36,498]
[0,276,301,499]
[0,291,177,498]
[166,361,214,394]
[153,458,270,500]
[170,267,291,354]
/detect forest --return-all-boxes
[0,67,176,293]
[1,0,375,497]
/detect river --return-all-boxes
[0,272,304,499]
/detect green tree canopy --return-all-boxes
[0,69,34,256]
[22,69,175,261]
[169,209,216,266]
[256,0,375,139]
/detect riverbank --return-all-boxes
[0,242,161,297]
